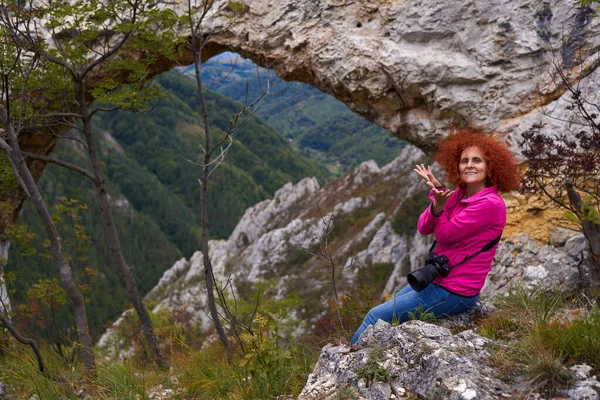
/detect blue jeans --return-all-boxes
[350,284,479,344]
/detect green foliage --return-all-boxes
[11,199,104,349]
[93,361,161,400]
[225,1,250,17]
[238,313,299,395]
[535,310,600,369]
[194,55,406,173]
[175,319,317,400]
[49,197,92,266]
[477,312,523,340]
[0,342,167,399]
[479,285,600,396]
[0,154,19,198]
[332,384,360,400]
[493,285,564,328]
[355,348,390,384]
[577,0,598,7]
[0,346,80,399]
[1,200,37,256]
[406,304,438,324]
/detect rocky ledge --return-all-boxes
[299,320,600,400]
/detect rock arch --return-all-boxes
[13,0,600,204]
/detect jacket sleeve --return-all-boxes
[433,196,504,245]
[417,190,443,235]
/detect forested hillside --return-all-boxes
[191,53,406,174]
[98,70,328,243]
[8,70,327,339]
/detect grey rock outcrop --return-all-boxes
[190,0,600,152]
[483,230,587,299]
[18,0,600,189]
[299,321,600,400]
[568,364,600,400]
[299,320,512,400]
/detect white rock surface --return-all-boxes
[188,0,600,152]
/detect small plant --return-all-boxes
[407,304,438,323]
[478,313,523,340]
[478,284,600,396]
[355,348,390,385]
[332,383,360,400]
[494,284,563,328]
[225,1,249,17]
[523,345,570,398]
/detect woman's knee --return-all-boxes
[445,299,478,315]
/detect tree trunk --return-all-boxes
[201,173,232,358]
[75,80,165,367]
[581,219,600,288]
[193,44,232,357]
[7,138,96,375]
[566,181,600,290]
[0,239,11,315]
[0,310,46,375]
[0,239,12,352]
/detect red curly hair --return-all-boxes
[434,128,521,193]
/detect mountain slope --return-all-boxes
[8,70,328,340]
[98,69,329,240]
[188,54,406,174]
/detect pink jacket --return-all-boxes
[416,186,506,296]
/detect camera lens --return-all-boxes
[407,263,439,292]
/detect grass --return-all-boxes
[0,325,319,400]
[477,285,600,397]
[3,284,599,399]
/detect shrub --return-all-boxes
[478,284,600,396]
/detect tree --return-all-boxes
[0,0,181,367]
[520,53,600,290]
[0,30,96,373]
[186,0,272,358]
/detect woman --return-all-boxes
[350,129,521,345]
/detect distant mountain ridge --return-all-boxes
[183,54,406,174]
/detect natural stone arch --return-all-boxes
[13,0,600,214]
[190,0,600,151]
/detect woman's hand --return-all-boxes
[414,164,442,188]
[430,188,454,215]
[414,164,454,216]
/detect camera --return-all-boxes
[407,252,451,292]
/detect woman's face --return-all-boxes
[459,146,488,190]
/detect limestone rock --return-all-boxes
[192,0,600,153]
[298,320,511,400]
[482,232,586,299]
[567,364,600,400]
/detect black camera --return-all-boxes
[407,252,451,292]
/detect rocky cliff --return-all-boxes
[188,0,600,153]
[100,144,587,344]
[299,320,600,400]
[17,0,600,171]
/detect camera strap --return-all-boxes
[428,233,502,270]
